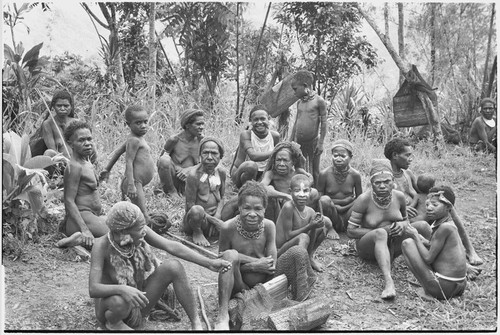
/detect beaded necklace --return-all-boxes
[107,232,136,258]
[333,165,350,184]
[371,191,392,210]
[236,216,264,239]
[392,169,404,179]
[293,203,308,220]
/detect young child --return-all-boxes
[184,137,226,247]
[56,121,108,248]
[275,174,331,272]
[89,201,231,330]
[402,186,468,300]
[289,70,327,185]
[157,110,205,197]
[410,174,436,223]
[317,139,362,234]
[100,105,155,224]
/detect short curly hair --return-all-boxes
[292,70,314,86]
[429,185,455,206]
[51,90,74,117]
[64,120,91,142]
[384,138,412,160]
[264,141,305,173]
[248,104,269,121]
[124,105,146,123]
[417,174,436,193]
[238,180,268,209]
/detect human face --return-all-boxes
[274,149,293,175]
[186,116,205,137]
[291,81,307,99]
[331,147,351,170]
[53,99,72,117]
[393,145,413,170]
[371,173,394,197]
[121,221,147,246]
[250,110,270,136]
[128,110,149,137]
[70,128,93,158]
[481,102,495,120]
[425,197,450,222]
[239,195,266,231]
[200,141,220,172]
[290,180,311,208]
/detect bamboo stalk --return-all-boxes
[197,286,211,331]
[164,232,218,259]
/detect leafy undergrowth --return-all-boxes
[3,142,497,331]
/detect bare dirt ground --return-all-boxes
[2,153,497,332]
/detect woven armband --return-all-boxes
[348,211,363,228]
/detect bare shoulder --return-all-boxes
[393,189,406,202]
[270,130,280,141]
[316,95,327,107]
[263,219,276,231]
[221,216,237,231]
[216,166,227,178]
[280,200,294,212]
[240,129,252,141]
[353,191,370,209]
[66,160,83,178]
[349,167,362,177]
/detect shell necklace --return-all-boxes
[333,165,350,184]
[107,232,136,258]
[236,216,264,239]
[293,203,308,220]
[371,191,392,210]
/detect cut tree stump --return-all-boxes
[267,297,331,331]
[262,274,288,302]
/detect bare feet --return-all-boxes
[310,257,324,272]
[326,228,339,240]
[416,287,435,301]
[55,232,83,248]
[193,231,210,247]
[467,252,483,266]
[381,280,396,300]
[105,320,133,330]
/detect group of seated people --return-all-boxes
[37,80,491,330]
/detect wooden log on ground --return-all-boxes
[262,274,288,302]
[267,297,331,330]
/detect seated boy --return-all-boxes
[157,110,205,196]
[230,105,280,188]
[275,174,331,272]
[184,137,226,247]
[409,173,435,223]
[100,105,156,224]
[89,201,231,330]
[289,70,327,185]
[56,121,108,248]
[317,139,362,234]
[402,186,467,300]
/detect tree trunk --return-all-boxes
[481,3,495,99]
[397,3,405,85]
[430,3,437,86]
[384,3,389,38]
[357,4,444,144]
[148,3,157,111]
[487,56,497,98]
[235,2,241,123]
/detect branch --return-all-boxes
[81,3,109,29]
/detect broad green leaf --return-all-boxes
[26,185,44,214]
[4,131,22,164]
[3,44,16,62]
[20,133,32,166]
[2,157,16,194]
[23,155,56,170]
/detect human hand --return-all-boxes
[209,258,232,273]
[176,168,188,182]
[120,285,149,309]
[314,143,324,156]
[404,224,419,238]
[127,183,137,199]
[81,229,95,248]
[310,213,325,229]
[407,206,418,218]
[389,221,404,237]
[99,170,109,182]
[252,256,275,274]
